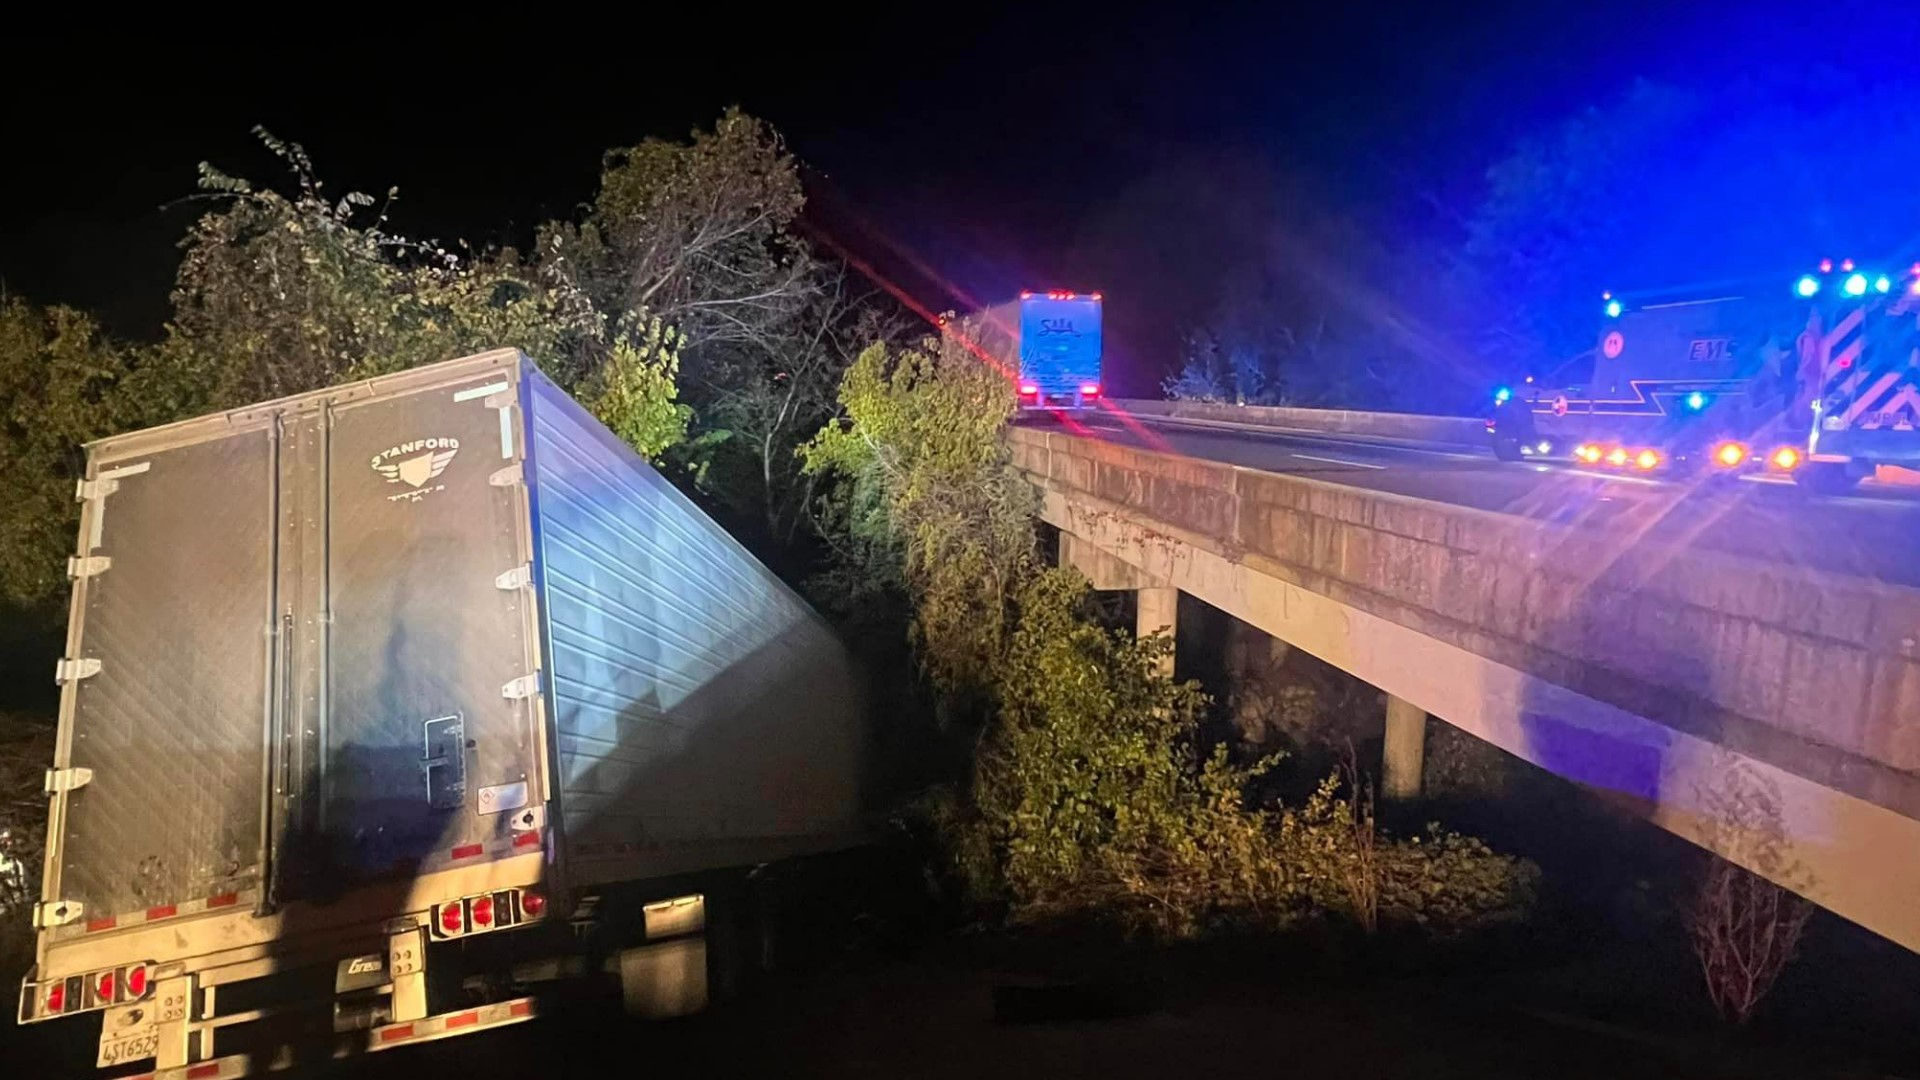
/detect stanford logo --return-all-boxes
[372,437,459,503]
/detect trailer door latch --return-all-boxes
[44,766,93,794]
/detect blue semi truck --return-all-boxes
[972,291,1103,409]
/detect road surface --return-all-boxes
[1022,409,1920,588]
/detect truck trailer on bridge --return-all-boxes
[970,291,1104,410]
[17,349,868,1076]
[1488,260,1920,491]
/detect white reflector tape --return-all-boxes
[369,996,537,1051]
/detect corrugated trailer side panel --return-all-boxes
[520,368,866,887]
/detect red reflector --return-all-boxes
[446,1011,480,1030]
[471,896,493,928]
[86,916,117,933]
[126,966,148,998]
[521,892,547,917]
[1837,357,1853,369]
[187,1064,222,1080]
[97,971,115,1002]
[146,904,177,920]
[206,893,239,908]
[510,1000,533,1018]
[45,982,65,1014]
[439,904,463,934]
[512,831,541,849]
[380,1024,415,1044]
[451,843,484,860]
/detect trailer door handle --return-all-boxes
[421,715,466,811]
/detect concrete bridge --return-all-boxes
[1011,419,1920,950]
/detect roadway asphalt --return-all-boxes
[1018,410,1920,589]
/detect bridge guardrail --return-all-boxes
[1112,399,1487,448]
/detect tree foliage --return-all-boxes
[801,326,1034,694]
[0,299,137,609]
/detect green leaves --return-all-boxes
[583,317,692,462]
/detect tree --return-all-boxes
[0,298,137,610]
[541,109,814,368]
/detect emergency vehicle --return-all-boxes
[1488,259,1920,492]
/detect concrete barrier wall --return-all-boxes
[1113,398,1488,447]
[1009,425,1920,818]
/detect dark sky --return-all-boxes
[4,8,1914,389]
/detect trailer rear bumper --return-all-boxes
[115,996,538,1079]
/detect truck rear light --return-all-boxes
[95,971,115,1004]
[521,891,546,917]
[1080,383,1101,397]
[1712,441,1748,468]
[125,965,148,998]
[1770,447,1801,470]
[1018,383,1039,396]
[471,895,494,928]
[45,981,66,1014]
[1575,443,1603,464]
[440,903,464,936]
[1633,449,1661,471]
[1604,447,1629,467]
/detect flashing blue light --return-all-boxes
[1604,299,1623,318]
[1795,275,1820,298]
[1494,386,1512,404]
[1684,391,1707,411]
[1843,273,1869,297]
[1875,275,1892,294]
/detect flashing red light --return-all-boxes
[45,981,65,1014]
[1819,258,1834,273]
[439,904,463,935]
[471,895,494,928]
[1841,258,1855,272]
[1080,383,1101,397]
[125,966,147,998]
[521,891,547,917]
[1018,383,1039,396]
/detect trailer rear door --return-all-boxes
[49,424,277,928]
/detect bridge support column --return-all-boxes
[1136,587,1179,678]
[1382,696,1426,800]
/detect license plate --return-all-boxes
[97,1027,158,1068]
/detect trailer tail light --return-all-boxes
[1604,447,1629,467]
[1633,449,1661,471]
[1713,442,1748,468]
[1080,383,1101,397]
[430,888,546,941]
[22,964,150,1023]
[1575,443,1603,464]
[1018,383,1039,396]
[1770,447,1802,471]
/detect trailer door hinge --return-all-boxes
[55,657,102,684]
[489,463,523,488]
[67,555,112,579]
[44,766,93,794]
[75,477,119,501]
[33,900,83,928]
[502,674,541,700]
[495,564,533,591]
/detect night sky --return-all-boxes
[4,8,1914,391]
